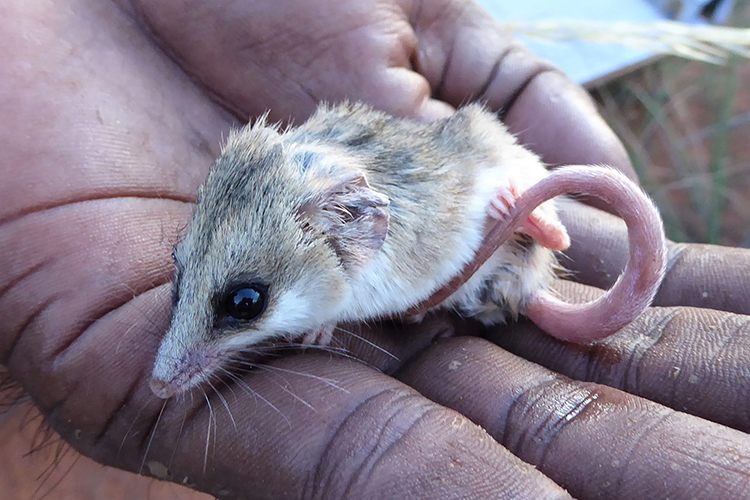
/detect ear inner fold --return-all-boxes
[300,171,390,271]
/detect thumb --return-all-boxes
[410,0,636,178]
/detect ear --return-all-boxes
[300,171,389,272]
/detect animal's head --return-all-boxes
[149,121,389,398]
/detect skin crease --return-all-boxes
[1,0,750,499]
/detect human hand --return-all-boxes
[2,1,749,499]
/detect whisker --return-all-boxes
[119,398,153,458]
[334,326,399,361]
[250,368,316,412]
[218,369,258,404]
[206,378,237,431]
[200,388,215,474]
[139,399,168,475]
[216,369,291,428]
[251,364,349,394]
[246,343,350,355]
[167,407,188,471]
[274,382,316,412]
[278,343,362,363]
[217,376,239,403]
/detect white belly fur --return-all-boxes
[336,160,557,324]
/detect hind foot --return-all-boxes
[487,180,570,251]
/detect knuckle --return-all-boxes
[594,308,680,393]
[304,388,434,500]
[502,378,601,466]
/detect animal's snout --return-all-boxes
[149,376,178,399]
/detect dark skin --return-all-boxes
[2,0,750,498]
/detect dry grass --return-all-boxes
[502,3,750,246]
[505,20,750,64]
[590,54,750,245]
[593,0,750,247]
[570,1,750,246]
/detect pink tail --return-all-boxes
[406,165,667,343]
[521,166,667,342]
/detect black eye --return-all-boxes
[223,286,266,321]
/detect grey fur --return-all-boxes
[151,103,557,394]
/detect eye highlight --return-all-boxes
[222,285,266,321]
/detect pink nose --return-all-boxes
[149,377,177,399]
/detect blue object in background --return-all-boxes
[475,0,736,86]
[649,0,734,22]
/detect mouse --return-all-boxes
[149,102,667,399]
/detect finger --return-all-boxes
[559,199,750,315]
[397,336,750,500]
[23,331,571,499]
[0,401,209,500]
[490,279,750,434]
[125,0,455,123]
[0,0,231,228]
[0,110,566,500]
[1,218,569,500]
[328,314,486,376]
[0,3,563,496]
[0,181,568,497]
[410,0,635,179]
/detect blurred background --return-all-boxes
[486,0,750,246]
[592,1,750,246]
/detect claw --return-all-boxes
[487,180,570,251]
[302,323,335,347]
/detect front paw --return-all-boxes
[301,322,336,347]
